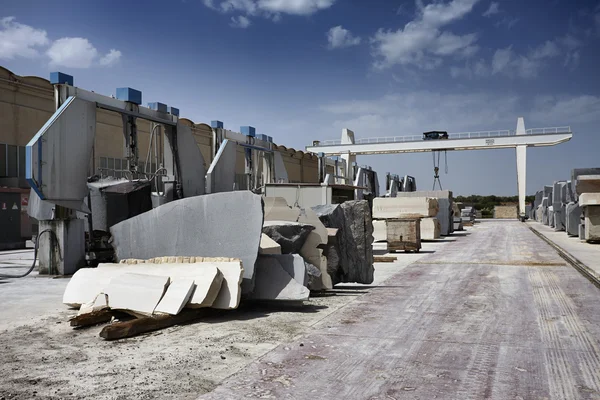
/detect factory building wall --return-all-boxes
[0,66,318,191]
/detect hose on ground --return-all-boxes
[0,229,57,278]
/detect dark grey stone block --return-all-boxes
[262,221,315,254]
[312,201,374,285]
[566,202,581,236]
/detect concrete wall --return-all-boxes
[0,66,318,189]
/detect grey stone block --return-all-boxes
[251,256,309,301]
[565,202,581,236]
[258,254,308,287]
[110,191,263,293]
[571,168,600,183]
[312,201,374,285]
[262,221,315,254]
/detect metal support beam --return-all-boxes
[515,117,527,220]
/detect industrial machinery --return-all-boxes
[423,131,449,140]
[25,72,285,275]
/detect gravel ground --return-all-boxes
[0,240,448,399]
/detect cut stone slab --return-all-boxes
[298,207,328,244]
[312,201,374,285]
[155,278,196,315]
[251,257,309,301]
[373,220,387,242]
[373,197,439,219]
[262,221,314,254]
[579,193,600,206]
[259,234,282,255]
[571,168,600,183]
[104,273,170,315]
[63,260,232,309]
[565,202,581,237]
[421,217,441,240]
[109,191,263,293]
[263,197,301,222]
[583,205,600,242]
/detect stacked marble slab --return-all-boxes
[533,168,600,243]
[372,197,440,244]
[574,171,600,242]
[552,181,567,231]
[390,191,454,236]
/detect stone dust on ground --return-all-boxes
[0,290,366,400]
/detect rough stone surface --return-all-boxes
[584,206,600,242]
[312,201,374,285]
[576,175,600,194]
[109,192,263,293]
[262,221,314,254]
[565,202,581,236]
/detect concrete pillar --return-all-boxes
[515,117,527,220]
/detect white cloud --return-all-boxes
[326,26,361,49]
[0,16,49,59]
[258,0,335,15]
[489,38,579,78]
[47,38,122,68]
[203,0,335,22]
[371,0,480,70]
[0,16,121,68]
[99,49,121,66]
[495,16,519,29]
[47,37,98,68]
[230,15,252,28]
[482,2,499,17]
[450,58,489,78]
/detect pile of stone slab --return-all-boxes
[371,197,439,250]
[388,190,454,236]
[262,197,375,288]
[531,168,600,243]
[64,257,244,314]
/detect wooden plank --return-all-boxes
[373,256,397,263]
[99,309,215,340]
[70,309,115,328]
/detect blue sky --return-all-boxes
[1,0,599,195]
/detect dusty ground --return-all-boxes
[201,221,600,400]
[0,240,446,399]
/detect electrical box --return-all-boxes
[0,190,25,250]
